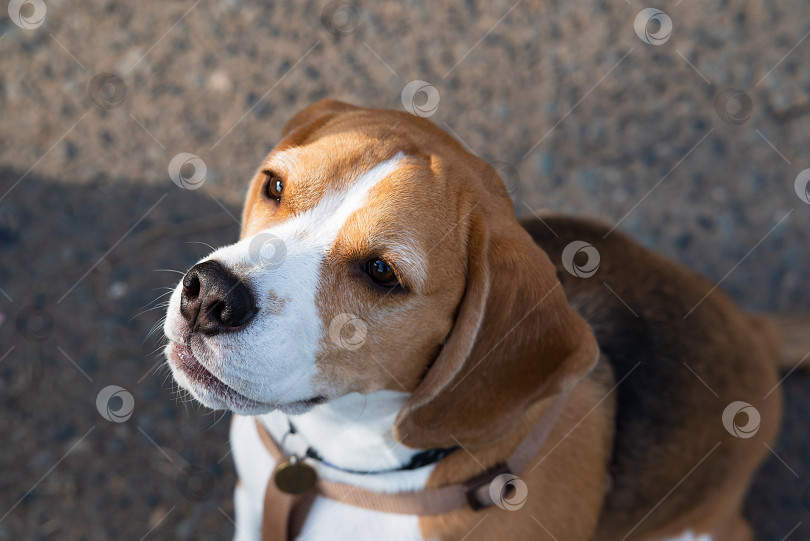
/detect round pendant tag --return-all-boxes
[273,459,317,495]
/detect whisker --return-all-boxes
[153,268,186,276]
[143,317,168,344]
[138,290,174,310]
[140,360,165,382]
[145,342,168,357]
[187,241,216,251]
[130,303,171,323]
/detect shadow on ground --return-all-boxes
[0,169,240,540]
[1,169,808,540]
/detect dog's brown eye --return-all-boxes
[262,172,283,202]
[366,259,399,288]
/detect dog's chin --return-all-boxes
[165,342,326,415]
[276,396,327,415]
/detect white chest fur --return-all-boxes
[229,391,434,541]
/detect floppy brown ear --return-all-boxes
[393,208,599,449]
[280,99,359,140]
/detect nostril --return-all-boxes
[207,299,225,325]
[217,289,257,328]
[182,272,201,298]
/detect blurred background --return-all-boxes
[1,0,809,539]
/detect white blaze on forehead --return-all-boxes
[276,150,428,289]
[295,151,406,248]
[247,151,407,258]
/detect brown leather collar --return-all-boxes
[254,394,567,541]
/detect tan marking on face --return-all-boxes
[311,168,462,394]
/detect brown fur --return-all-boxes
[240,100,801,541]
[422,213,787,541]
[520,216,783,541]
[749,313,810,370]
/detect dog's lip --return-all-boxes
[167,341,240,399]
[166,341,327,411]
[283,395,327,410]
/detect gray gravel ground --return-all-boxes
[1,0,809,539]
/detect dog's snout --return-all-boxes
[180,260,257,335]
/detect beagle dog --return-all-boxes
[163,99,807,541]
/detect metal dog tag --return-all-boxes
[273,456,317,495]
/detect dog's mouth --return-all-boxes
[166,341,326,413]
[168,342,233,395]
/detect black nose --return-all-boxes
[180,260,257,335]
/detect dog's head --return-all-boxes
[164,100,598,448]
